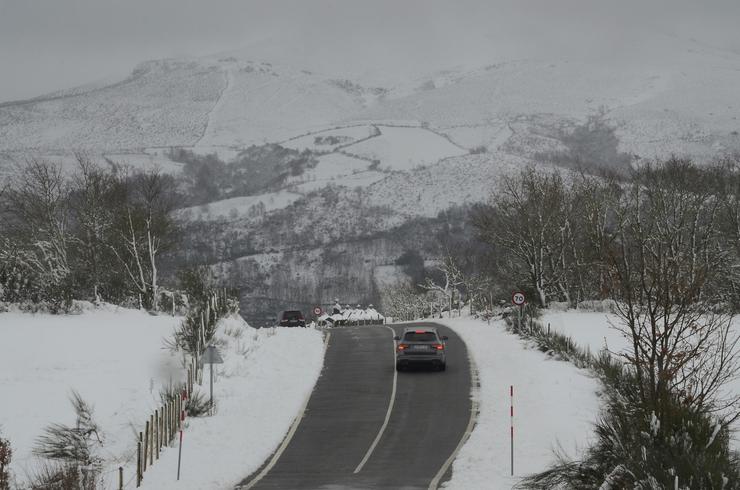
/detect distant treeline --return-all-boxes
[169,144,318,206]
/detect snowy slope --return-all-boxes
[0,60,225,152]
[194,59,367,148]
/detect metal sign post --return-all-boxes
[202,345,224,412]
[512,292,526,332]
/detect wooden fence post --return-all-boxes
[137,434,142,487]
[143,421,149,472]
[165,402,169,444]
[154,410,159,460]
[149,414,154,466]
[161,406,165,448]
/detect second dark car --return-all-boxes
[277,310,306,327]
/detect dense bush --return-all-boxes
[519,373,740,489]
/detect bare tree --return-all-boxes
[419,251,464,317]
[604,159,740,422]
[3,159,72,305]
[68,154,120,302]
[110,168,177,310]
[473,167,571,307]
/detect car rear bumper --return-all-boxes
[396,354,446,365]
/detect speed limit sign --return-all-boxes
[512,291,526,306]
[313,306,322,316]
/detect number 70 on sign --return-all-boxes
[511,292,526,306]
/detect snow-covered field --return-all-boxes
[0,306,182,485]
[438,314,601,489]
[0,308,326,489]
[281,125,377,152]
[346,125,467,172]
[540,308,740,452]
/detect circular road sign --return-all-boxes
[313,306,323,316]
[512,291,526,306]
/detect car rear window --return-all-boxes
[403,331,437,342]
[282,311,303,320]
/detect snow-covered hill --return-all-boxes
[3,39,740,321]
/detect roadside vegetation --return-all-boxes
[383,157,740,488]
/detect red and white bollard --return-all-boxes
[177,407,185,480]
[510,385,514,476]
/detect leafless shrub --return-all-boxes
[33,391,103,489]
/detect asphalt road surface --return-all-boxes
[238,322,474,490]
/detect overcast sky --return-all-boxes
[1,0,739,102]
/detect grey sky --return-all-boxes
[1,0,739,102]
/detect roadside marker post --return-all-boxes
[510,385,514,476]
[177,409,185,481]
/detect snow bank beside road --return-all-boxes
[136,316,325,489]
[438,315,601,489]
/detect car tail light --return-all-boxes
[434,344,444,350]
[397,344,408,351]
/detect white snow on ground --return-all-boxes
[0,306,182,486]
[0,309,326,489]
[175,190,302,221]
[131,315,325,489]
[345,126,467,172]
[438,314,601,489]
[540,310,627,356]
[540,309,740,452]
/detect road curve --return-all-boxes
[237,322,473,490]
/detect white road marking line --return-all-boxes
[428,355,480,490]
[239,331,332,489]
[353,325,398,474]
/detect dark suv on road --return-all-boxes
[277,310,306,327]
[394,327,448,371]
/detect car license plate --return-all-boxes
[413,345,428,350]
